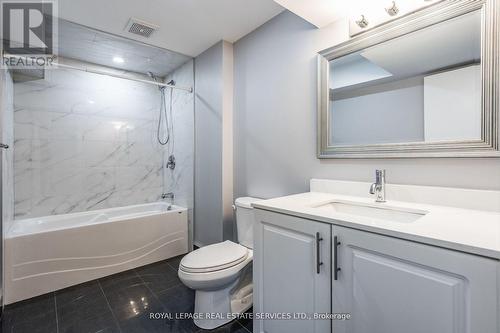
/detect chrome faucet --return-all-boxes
[369,170,386,202]
[161,192,174,210]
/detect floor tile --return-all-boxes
[58,315,120,333]
[197,320,250,333]
[155,284,197,333]
[237,318,253,333]
[2,293,55,324]
[5,310,58,333]
[103,283,159,320]
[161,315,198,333]
[2,292,57,333]
[2,258,254,333]
[166,254,184,270]
[134,260,181,294]
[118,313,169,333]
[55,280,103,307]
[101,277,167,333]
[56,280,120,333]
[155,284,194,314]
[98,269,142,293]
[235,308,253,332]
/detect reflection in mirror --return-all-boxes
[329,10,481,146]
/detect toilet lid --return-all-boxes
[180,240,249,273]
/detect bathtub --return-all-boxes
[4,202,188,304]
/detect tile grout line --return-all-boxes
[135,262,183,297]
[133,268,184,330]
[97,279,123,333]
[133,268,165,306]
[165,257,181,272]
[53,292,59,333]
[166,262,177,271]
[157,281,183,294]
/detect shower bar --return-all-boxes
[3,54,193,93]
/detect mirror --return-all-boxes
[318,0,499,158]
[330,11,480,145]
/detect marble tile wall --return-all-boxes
[13,61,194,220]
[1,69,14,230]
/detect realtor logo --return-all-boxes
[1,1,57,68]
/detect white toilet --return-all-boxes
[178,197,261,329]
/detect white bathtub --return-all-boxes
[4,202,188,304]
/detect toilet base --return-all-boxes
[193,280,253,330]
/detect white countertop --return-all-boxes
[253,191,500,260]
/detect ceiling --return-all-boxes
[57,20,190,77]
[58,0,284,57]
[272,0,348,28]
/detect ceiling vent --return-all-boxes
[125,18,159,38]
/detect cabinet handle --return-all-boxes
[0,143,8,149]
[316,232,323,274]
[334,236,341,280]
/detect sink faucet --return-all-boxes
[369,170,386,203]
[161,192,174,210]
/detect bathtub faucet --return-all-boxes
[161,192,174,210]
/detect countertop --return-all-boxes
[253,192,500,260]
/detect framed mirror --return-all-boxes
[318,0,499,158]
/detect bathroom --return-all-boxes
[0,0,499,332]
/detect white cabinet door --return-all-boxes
[254,209,331,333]
[332,225,500,333]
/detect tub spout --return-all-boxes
[162,192,174,210]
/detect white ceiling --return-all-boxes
[272,0,347,28]
[58,0,284,57]
[57,20,191,77]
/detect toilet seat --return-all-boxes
[180,240,249,273]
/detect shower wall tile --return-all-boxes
[14,62,194,220]
[1,69,15,230]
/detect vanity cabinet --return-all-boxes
[332,225,500,333]
[254,208,500,333]
[254,209,331,333]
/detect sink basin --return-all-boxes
[311,200,428,223]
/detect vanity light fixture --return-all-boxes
[385,1,399,16]
[356,15,369,28]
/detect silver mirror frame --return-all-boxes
[318,0,499,158]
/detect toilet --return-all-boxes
[178,197,261,329]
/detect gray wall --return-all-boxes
[332,77,424,145]
[233,11,500,201]
[194,41,234,246]
[195,42,223,246]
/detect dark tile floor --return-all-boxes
[1,255,253,333]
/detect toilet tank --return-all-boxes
[235,197,262,249]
